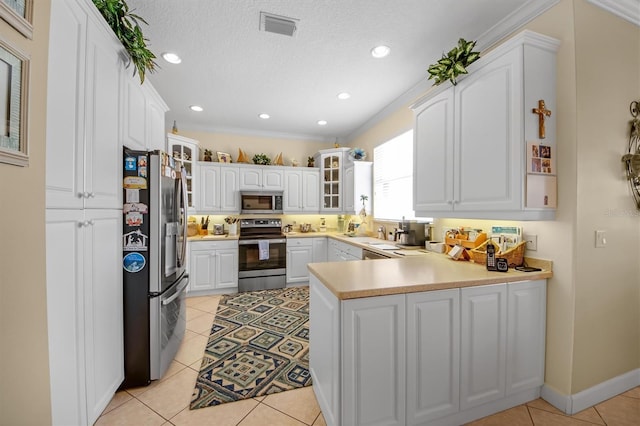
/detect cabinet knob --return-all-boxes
[89,192,96,198]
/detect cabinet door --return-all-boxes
[406,289,460,424]
[45,0,86,209]
[263,169,284,190]
[220,167,240,212]
[215,249,238,288]
[413,88,455,213]
[343,166,355,213]
[312,237,327,263]
[284,170,303,212]
[147,96,166,151]
[84,23,122,210]
[327,241,341,262]
[460,283,507,410]
[320,153,342,212]
[199,165,220,211]
[342,295,406,426]
[239,168,262,190]
[302,170,320,212]
[506,280,546,395]
[190,249,217,292]
[121,75,147,150]
[286,239,313,283]
[83,210,123,424]
[454,47,523,212]
[46,209,86,426]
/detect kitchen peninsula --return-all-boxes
[308,255,551,426]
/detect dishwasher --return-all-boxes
[362,248,393,260]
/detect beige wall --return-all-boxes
[177,130,331,167]
[0,1,52,424]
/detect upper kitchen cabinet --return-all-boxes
[167,134,198,211]
[46,0,123,210]
[344,161,373,215]
[239,165,284,191]
[412,31,559,221]
[315,147,371,214]
[283,168,320,213]
[199,163,240,213]
[121,72,169,152]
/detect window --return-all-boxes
[373,130,431,221]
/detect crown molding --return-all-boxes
[346,0,560,143]
[587,0,640,27]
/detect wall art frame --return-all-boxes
[0,0,33,39]
[0,36,30,167]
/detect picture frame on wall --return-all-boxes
[0,37,30,167]
[0,0,33,39]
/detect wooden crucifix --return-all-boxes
[532,99,552,139]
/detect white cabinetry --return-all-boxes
[239,166,284,190]
[121,74,168,152]
[286,238,313,284]
[460,284,508,410]
[343,161,373,215]
[315,148,349,212]
[46,0,122,210]
[284,168,320,213]
[45,1,126,425]
[189,240,238,294]
[313,237,327,262]
[309,277,547,426]
[46,209,122,426]
[406,289,460,424]
[328,239,362,261]
[412,31,559,220]
[167,134,198,210]
[199,164,240,213]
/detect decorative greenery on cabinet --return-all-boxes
[427,38,480,86]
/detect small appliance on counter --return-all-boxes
[212,224,224,235]
[395,219,427,247]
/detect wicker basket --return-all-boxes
[470,240,526,267]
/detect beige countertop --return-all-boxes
[188,234,239,242]
[308,251,552,300]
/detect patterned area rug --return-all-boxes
[190,287,311,409]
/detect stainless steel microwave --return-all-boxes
[240,191,283,214]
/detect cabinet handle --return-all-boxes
[79,220,93,227]
[89,192,95,198]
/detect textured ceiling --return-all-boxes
[126,0,540,142]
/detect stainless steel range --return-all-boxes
[238,218,286,292]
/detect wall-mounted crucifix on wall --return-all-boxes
[532,99,552,139]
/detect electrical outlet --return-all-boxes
[524,234,537,251]
[595,230,607,248]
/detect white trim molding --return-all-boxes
[542,368,640,415]
[587,0,640,27]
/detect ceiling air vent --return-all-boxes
[260,12,298,37]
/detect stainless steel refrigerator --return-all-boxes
[121,148,189,388]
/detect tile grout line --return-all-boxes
[259,398,317,425]
[526,405,535,425]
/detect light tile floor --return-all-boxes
[98,294,640,426]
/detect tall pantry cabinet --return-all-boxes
[44,1,167,424]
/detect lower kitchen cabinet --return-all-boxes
[189,240,238,294]
[46,208,123,426]
[328,239,362,261]
[287,237,328,284]
[309,276,547,426]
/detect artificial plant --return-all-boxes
[427,38,480,86]
[92,0,157,83]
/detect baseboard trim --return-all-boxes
[542,368,640,415]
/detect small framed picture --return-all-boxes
[526,141,555,175]
[217,151,231,163]
[0,38,29,167]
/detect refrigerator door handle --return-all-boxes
[162,275,189,306]
[177,166,189,268]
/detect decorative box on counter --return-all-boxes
[444,229,487,249]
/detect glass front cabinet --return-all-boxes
[167,133,199,211]
[315,147,351,212]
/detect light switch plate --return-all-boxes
[595,230,607,248]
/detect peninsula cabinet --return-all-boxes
[309,277,547,426]
[327,239,362,262]
[239,166,284,190]
[188,240,238,294]
[199,164,240,213]
[283,168,321,213]
[412,30,560,221]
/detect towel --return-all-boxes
[258,240,270,261]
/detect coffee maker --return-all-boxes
[396,219,427,246]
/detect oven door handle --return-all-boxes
[239,238,286,245]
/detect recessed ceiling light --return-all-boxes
[337,92,351,100]
[162,52,182,64]
[259,113,270,119]
[189,105,203,112]
[317,120,328,126]
[371,45,390,58]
